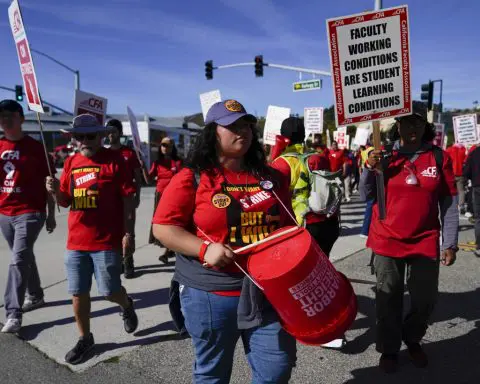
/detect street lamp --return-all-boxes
[30,48,80,90]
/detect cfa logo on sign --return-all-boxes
[1,150,20,160]
[421,167,437,178]
[12,10,23,34]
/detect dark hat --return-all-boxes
[205,99,257,126]
[280,116,305,144]
[62,114,107,134]
[0,99,24,117]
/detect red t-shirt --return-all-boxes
[152,167,294,273]
[110,145,140,188]
[271,154,331,224]
[149,158,183,193]
[445,145,466,177]
[0,135,53,216]
[60,148,136,251]
[329,150,345,172]
[367,150,457,259]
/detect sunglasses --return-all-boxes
[73,133,97,141]
[161,143,171,148]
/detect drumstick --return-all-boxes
[196,226,265,291]
[233,226,300,255]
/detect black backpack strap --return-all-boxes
[192,169,201,189]
[432,146,444,176]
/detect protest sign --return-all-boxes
[353,126,371,146]
[263,106,291,145]
[8,0,43,113]
[126,107,142,157]
[304,107,324,140]
[326,5,412,126]
[74,90,108,125]
[200,90,222,121]
[334,127,349,149]
[433,123,445,147]
[453,114,478,145]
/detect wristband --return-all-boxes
[199,241,211,263]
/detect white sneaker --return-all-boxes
[465,212,473,218]
[359,234,368,239]
[1,318,22,333]
[22,297,45,312]
[321,338,346,349]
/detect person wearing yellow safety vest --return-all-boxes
[271,117,340,257]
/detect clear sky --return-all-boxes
[0,0,478,117]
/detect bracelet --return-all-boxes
[198,241,211,263]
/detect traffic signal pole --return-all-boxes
[212,61,331,77]
[0,85,73,115]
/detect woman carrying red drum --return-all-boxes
[360,112,458,374]
[152,100,296,384]
[148,137,182,264]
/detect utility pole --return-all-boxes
[375,0,382,10]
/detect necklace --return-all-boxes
[223,170,249,188]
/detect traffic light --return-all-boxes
[254,55,264,77]
[15,85,23,102]
[205,60,213,80]
[420,81,434,110]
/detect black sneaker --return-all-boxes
[379,353,398,374]
[124,258,134,279]
[122,297,138,334]
[65,333,95,365]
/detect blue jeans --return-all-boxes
[64,250,122,296]
[361,198,374,236]
[180,285,296,384]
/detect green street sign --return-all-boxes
[293,79,322,92]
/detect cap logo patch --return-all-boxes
[224,100,244,113]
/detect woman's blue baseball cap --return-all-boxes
[205,100,257,126]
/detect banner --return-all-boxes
[74,90,108,125]
[326,5,412,126]
[8,0,43,113]
[200,90,222,121]
[263,106,291,146]
[453,114,478,145]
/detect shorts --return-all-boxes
[65,250,122,296]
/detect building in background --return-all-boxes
[21,111,202,168]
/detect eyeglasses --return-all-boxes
[73,133,97,141]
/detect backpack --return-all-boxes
[281,152,344,220]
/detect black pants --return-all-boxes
[473,187,480,248]
[374,254,439,354]
[306,216,340,257]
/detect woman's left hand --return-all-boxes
[441,248,456,266]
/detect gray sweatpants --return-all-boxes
[0,212,45,320]
[374,254,439,354]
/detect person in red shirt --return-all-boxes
[311,134,330,160]
[0,100,56,333]
[148,136,182,264]
[46,114,138,365]
[328,141,345,172]
[446,143,467,213]
[360,113,458,373]
[271,117,340,257]
[152,100,296,383]
[106,119,144,278]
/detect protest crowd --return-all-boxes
[3,93,479,382]
[1,2,480,383]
